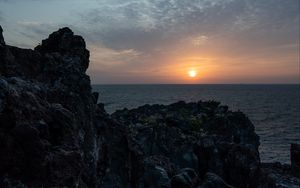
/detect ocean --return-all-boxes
[92,84,300,164]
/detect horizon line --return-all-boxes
[92,83,300,85]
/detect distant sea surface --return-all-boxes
[92,84,300,164]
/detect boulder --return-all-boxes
[200,172,233,188]
[171,168,200,188]
[139,159,170,188]
[259,162,300,188]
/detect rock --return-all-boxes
[223,143,260,187]
[35,27,89,71]
[0,26,96,187]
[0,26,5,46]
[291,143,300,177]
[0,176,27,188]
[113,101,261,187]
[259,162,300,188]
[139,159,170,188]
[200,172,233,188]
[92,92,99,104]
[170,168,200,188]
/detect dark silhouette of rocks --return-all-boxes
[0,26,5,46]
[111,101,261,187]
[0,26,96,187]
[0,26,299,187]
[291,143,300,177]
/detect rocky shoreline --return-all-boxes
[0,26,299,187]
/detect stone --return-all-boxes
[139,160,170,188]
[0,25,5,46]
[171,168,200,188]
[35,27,89,71]
[200,172,233,188]
[291,143,300,177]
[0,25,96,187]
[112,101,261,187]
[259,162,300,187]
[92,92,99,104]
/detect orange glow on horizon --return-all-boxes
[164,54,217,83]
[152,54,218,83]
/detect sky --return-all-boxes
[0,0,299,84]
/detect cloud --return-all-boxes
[89,44,141,68]
[79,1,229,46]
[0,11,3,22]
[17,21,42,26]
[79,0,299,54]
[14,22,57,45]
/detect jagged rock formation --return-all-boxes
[0,26,299,188]
[0,26,97,187]
[0,26,5,46]
[111,101,260,187]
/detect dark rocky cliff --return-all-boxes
[0,26,97,187]
[0,26,299,188]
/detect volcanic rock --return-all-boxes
[0,26,96,187]
[291,143,300,177]
[111,101,260,187]
[170,168,199,188]
[200,172,233,188]
[0,26,5,46]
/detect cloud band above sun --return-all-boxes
[0,0,299,84]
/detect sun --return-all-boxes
[188,70,197,78]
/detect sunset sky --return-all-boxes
[0,0,299,84]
